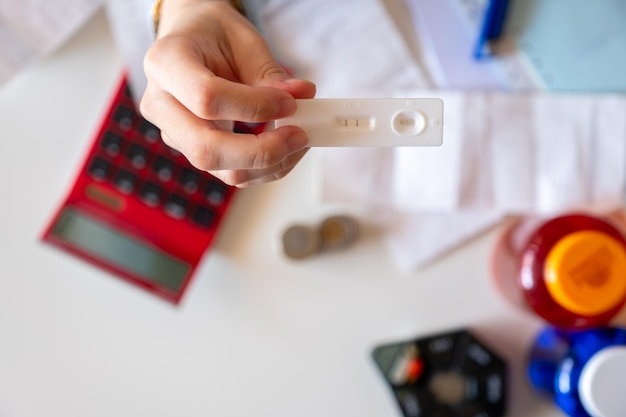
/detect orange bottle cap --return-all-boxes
[544,230,626,316]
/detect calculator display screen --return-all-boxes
[51,208,190,291]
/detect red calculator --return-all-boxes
[42,76,245,304]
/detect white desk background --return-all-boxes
[0,10,561,417]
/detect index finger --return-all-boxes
[144,37,297,122]
[147,91,309,172]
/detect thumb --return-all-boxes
[236,43,316,99]
[260,69,317,100]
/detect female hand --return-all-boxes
[141,0,316,186]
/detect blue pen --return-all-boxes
[474,0,510,59]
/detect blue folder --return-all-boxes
[476,0,626,92]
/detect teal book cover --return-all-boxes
[503,0,626,92]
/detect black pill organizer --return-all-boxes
[372,329,507,417]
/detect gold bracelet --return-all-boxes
[152,0,245,38]
[151,0,163,38]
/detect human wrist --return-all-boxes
[153,0,243,38]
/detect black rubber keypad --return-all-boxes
[85,83,233,226]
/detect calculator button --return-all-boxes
[139,182,163,207]
[114,169,137,195]
[138,119,160,143]
[204,180,228,206]
[191,206,216,228]
[153,156,175,182]
[114,105,135,130]
[178,168,200,194]
[164,195,188,219]
[88,157,112,181]
[101,132,123,156]
[126,144,149,169]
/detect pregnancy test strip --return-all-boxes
[273,98,444,147]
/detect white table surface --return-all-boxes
[0,9,561,417]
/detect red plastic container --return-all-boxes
[492,212,626,329]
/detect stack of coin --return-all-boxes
[282,215,360,260]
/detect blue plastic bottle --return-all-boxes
[527,326,626,417]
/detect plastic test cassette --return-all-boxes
[42,76,242,304]
[273,98,444,147]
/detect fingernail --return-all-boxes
[278,96,296,117]
[282,77,306,83]
[287,132,308,153]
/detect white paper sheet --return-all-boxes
[489,93,535,212]
[391,92,463,212]
[0,0,103,85]
[383,210,503,272]
[391,90,626,216]
[591,96,626,208]
[457,91,493,209]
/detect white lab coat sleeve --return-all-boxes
[103,0,154,102]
